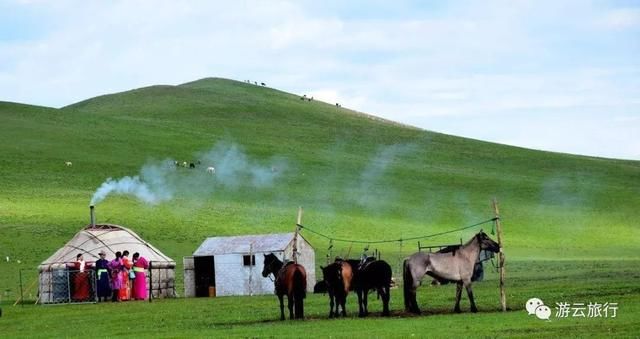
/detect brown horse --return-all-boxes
[321,260,353,318]
[262,253,307,320]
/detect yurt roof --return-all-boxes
[193,232,312,256]
[39,224,175,270]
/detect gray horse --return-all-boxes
[403,230,500,314]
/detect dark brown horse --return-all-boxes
[344,258,392,317]
[321,260,353,318]
[262,253,307,320]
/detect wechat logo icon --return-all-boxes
[526,298,550,320]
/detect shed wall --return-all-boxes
[214,253,275,296]
[183,256,195,298]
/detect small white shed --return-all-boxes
[184,233,315,297]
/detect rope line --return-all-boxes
[296,217,498,244]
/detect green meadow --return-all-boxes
[0,78,639,337]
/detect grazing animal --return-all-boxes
[261,82,266,86]
[313,280,327,294]
[189,163,195,168]
[182,161,188,168]
[321,260,353,318]
[206,166,215,174]
[262,253,307,320]
[346,258,392,317]
[65,161,72,167]
[403,231,500,314]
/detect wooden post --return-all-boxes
[248,242,253,296]
[293,207,302,263]
[492,198,507,312]
[148,261,153,303]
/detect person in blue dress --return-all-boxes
[95,250,111,302]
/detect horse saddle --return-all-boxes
[358,256,376,271]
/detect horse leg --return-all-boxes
[465,282,478,313]
[403,260,422,314]
[409,279,421,314]
[357,288,365,317]
[288,294,294,319]
[454,281,463,313]
[329,292,335,318]
[362,288,369,316]
[381,285,391,316]
[278,294,285,321]
[343,290,349,317]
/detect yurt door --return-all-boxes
[194,256,215,297]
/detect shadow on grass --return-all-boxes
[208,307,517,328]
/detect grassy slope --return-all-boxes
[1,77,639,337]
[0,77,639,303]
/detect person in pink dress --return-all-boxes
[132,252,149,300]
[119,250,133,301]
[108,251,124,302]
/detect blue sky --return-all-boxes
[1,0,639,159]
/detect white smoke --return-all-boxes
[349,144,417,209]
[89,142,286,205]
[90,175,172,206]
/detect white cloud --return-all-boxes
[599,8,640,29]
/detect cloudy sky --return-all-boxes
[1,0,639,159]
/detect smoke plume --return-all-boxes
[89,142,286,205]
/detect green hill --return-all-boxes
[1,77,639,297]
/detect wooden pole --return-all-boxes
[492,198,507,312]
[148,261,153,303]
[293,207,302,264]
[249,242,253,296]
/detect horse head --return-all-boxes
[262,253,282,278]
[321,262,344,289]
[476,230,500,253]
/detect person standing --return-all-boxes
[119,250,133,301]
[108,251,123,302]
[70,253,91,301]
[132,252,149,300]
[95,250,111,302]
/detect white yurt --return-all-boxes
[38,223,176,304]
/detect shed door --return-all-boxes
[194,256,215,297]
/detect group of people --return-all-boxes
[69,250,149,302]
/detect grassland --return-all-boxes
[0,77,639,337]
[2,261,639,338]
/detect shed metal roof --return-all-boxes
[193,233,299,256]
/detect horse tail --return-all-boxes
[378,261,393,300]
[403,258,412,312]
[293,268,306,319]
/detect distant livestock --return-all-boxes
[65,161,72,167]
[182,161,188,168]
[206,166,216,174]
[261,82,266,86]
[189,163,196,169]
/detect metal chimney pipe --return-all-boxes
[90,205,95,227]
